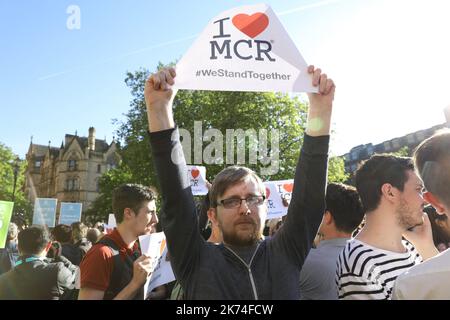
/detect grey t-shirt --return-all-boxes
[299,238,348,300]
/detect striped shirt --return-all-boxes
[336,239,422,300]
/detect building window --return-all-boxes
[97,164,101,173]
[34,160,41,168]
[66,178,78,191]
[68,159,77,171]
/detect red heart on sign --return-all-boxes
[191,169,200,179]
[283,183,293,193]
[265,187,270,199]
[232,13,269,38]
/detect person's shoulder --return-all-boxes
[340,238,364,256]
[48,260,71,274]
[399,249,450,281]
[338,239,377,270]
[92,242,114,254]
[82,242,114,262]
[31,259,68,278]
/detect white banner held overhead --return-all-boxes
[176,3,316,93]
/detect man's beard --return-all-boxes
[396,198,424,230]
[219,218,261,247]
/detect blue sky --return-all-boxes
[1,0,450,159]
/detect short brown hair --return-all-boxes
[326,183,364,233]
[414,129,450,207]
[355,154,414,212]
[112,184,156,223]
[209,166,265,208]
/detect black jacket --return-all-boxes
[150,128,329,299]
[0,255,78,300]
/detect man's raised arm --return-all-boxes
[306,65,335,137]
[144,67,202,288]
[144,67,177,132]
[273,66,335,265]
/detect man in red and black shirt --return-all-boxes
[79,184,158,300]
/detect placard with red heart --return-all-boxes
[232,13,269,38]
[187,165,208,195]
[175,3,317,93]
[191,169,200,179]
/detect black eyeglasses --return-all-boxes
[217,195,266,209]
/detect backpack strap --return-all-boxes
[97,237,142,300]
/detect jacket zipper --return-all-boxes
[224,242,261,300]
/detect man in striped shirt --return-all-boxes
[336,154,438,300]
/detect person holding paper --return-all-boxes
[145,65,334,299]
[79,184,158,300]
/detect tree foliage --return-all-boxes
[0,142,32,224]
[89,64,348,217]
[84,163,133,224]
[116,66,310,186]
[391,146,410,157]
[328,156,350,183]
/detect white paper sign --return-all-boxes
[139,232,176,298]
[103,214,116,234]
[187,165,208,195]
[176,3,316,93]
[264,179,294,219]
[107,214,116,227]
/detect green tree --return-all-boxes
[116,66,309,187]
[84,164,132,224]
[0,142,32,224]
[328,156,350,183]
[392,146,410,157]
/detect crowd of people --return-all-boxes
[1,65,450,300]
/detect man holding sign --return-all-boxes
[145,64,334,299]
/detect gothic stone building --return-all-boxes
[25,127,121,217]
